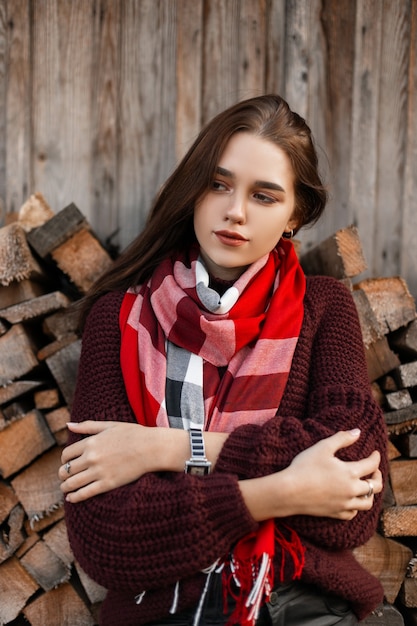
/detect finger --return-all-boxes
[65,479,109,503]
[58,452,91,480]
[337,509,358,521]
[321,429,361,454]
[355,494,375,511]
[353,450,381,479]
[66,420,117,434]
[60,468,95,494]
[361,478,374,499]
[369,468,383,493]
[61,440,86,465]
[58,458,81,481]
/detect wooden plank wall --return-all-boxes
[0,0,416,296]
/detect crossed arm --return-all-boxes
[59,419,382,522]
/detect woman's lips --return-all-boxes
[215,230,248,247]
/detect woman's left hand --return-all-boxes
[59,421,166,503]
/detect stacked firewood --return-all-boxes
[0,195,112,625]
[301,226,417,625]
[0,198,416,624]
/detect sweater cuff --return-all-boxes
[214,423,262,478]
[203,472,259,544]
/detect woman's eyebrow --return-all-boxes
[255,180,285,192]
[215,166,285,192]
[215,166,234,178]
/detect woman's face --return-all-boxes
[194,132,298,280]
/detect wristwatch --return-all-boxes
[184,428,212,475]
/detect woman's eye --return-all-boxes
[211,180,227,191]
[254,192,275,204]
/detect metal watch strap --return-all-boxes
[184,428,212,475]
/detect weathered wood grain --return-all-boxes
[51,228,113,293]
[26,202,87,258]
[175,0,203,160]
[0,290,70,324]
[118,0,177,243]
[320,0,356,234]
[0,0,5,218]
[23,582,96,626]
[0,556,39,624]
[381,505,417,537]
[237,0,266,97]
[31,0,94,217]
[348,0,382,277]
[202,0,240,123]
[4,0,31,216]
[356,276,416,335]
[390,458,417,506]
[401,0,417,299]
[90,0,120,245]
[20,538,70,591]
[45,338,82,406]
[353,532,413,604]
[265,0,285,95]
[10,446,63,524]
[0,410,55,478]
[0,0,416,302]
[375,1,410,279]
[0,323,39,382]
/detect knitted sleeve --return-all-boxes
[64,291,258,593]
[214,276,388,550]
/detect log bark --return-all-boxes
[0,290,71,324]
[0,278,47,309]
[0,223,45,286]
[26,202,87,258]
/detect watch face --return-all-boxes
[188,464,211,476]
[185,460,211,475]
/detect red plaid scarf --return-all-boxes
[119,239,306,624]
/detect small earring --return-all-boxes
[282,229,294,239]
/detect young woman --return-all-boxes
[59,94,387,626]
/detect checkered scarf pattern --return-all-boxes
[119,240,306,624]
[119,239,305,433]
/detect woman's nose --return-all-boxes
[225,193,247,223]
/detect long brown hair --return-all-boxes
[79,94,327,328]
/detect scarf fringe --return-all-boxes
[223,522,305,626]
[192,560,222,625]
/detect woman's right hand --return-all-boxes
[238,429,383,522]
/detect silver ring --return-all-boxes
[65,461,71,475]
[363,479,373,498]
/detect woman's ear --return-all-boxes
[285,217,299,235]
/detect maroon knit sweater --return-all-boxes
[64,276,388,625]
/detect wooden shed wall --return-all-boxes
[0,0,416,295]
